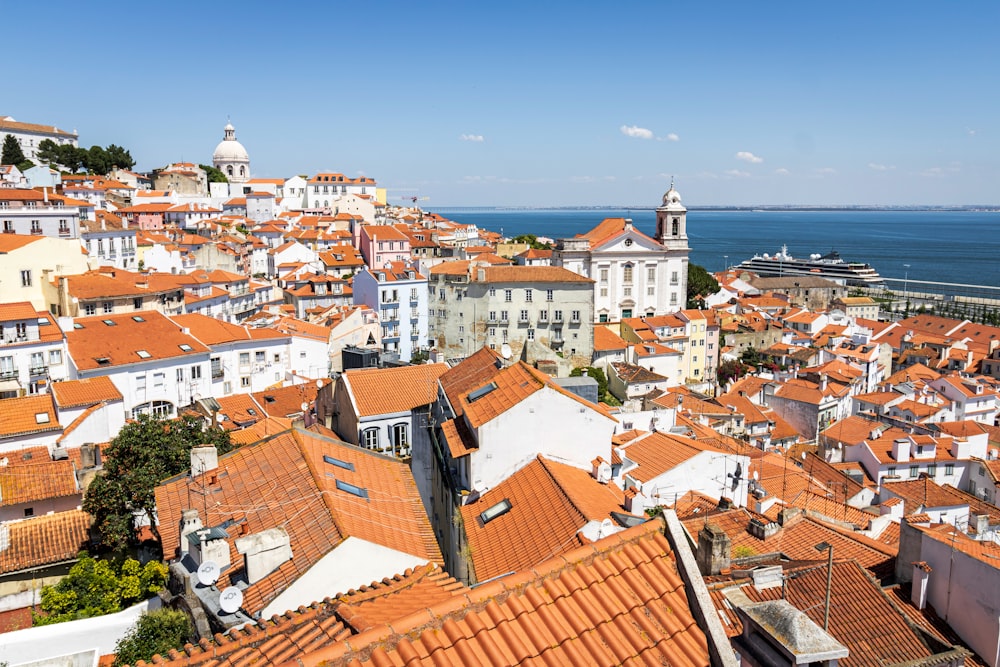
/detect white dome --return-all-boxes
[213,138,249,163]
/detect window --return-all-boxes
[239,352,250,370]
[84,303,96,316]
[30,220,41,234]
[103,301,113,314]
[647,286,655,295]
[647,267,656,282]
[527,328,535,341]
[241,376,250,387]
[58,219,70,235]
[133,297,143,310]
[438,289,445,301]
[553,310,563,322]
[488,311,497,322]
[49,350,62,365]
[500,310,508,322]
[600,287,608,297]
[504,289,512,302]
[599,269,608,283]
[671,271,679,285]
[363,428,379,449]
[623,265,633,283]
[945,463,954,476]
[211,357,222,379]
[191,365,202,380]
[255,351,265,363]
[153,372,164,388]
[519,309,529,322]
[489,327,496,336]
[20,270,31,287]
[136,374,146,392]
[489,287,496,297]
[571,310,580,322]
[546,289,554,301]
[2,220,12,233]
[909,465,919,478]
[458,325,465,333]
[886,466,896,477]
[392,422,408,450]
[927,464,937,477]
[670,292,678,305]
[525,289,532,302]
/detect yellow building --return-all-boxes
[0,235,92,311]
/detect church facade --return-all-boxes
[553,183,690,322]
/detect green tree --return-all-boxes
[36,138,62,167]
[739,347,762,367]
[1,134,25,166]
[83,414,233,552]
[105,144,135,170]
[87,145,111,175]
[200,163,228,183]
[35,555,168,625]
[717,359,746,386]
[113,608,193,667]
[686,263,720,309]
[57,144,87,173]
[512,234,551,250]
[569,366,620,405]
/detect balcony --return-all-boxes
[1,335,30,346]
[552,313,564,323]
[538,312,549,323]
[0,367,18,380]
[498,315,509,325]
[211,368,224,379]
[29,364,48,376]
[518,315,530,324]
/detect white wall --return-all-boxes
[470,386,616,493]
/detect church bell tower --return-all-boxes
[655,179,689,251]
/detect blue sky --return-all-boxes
[6,1,999,206]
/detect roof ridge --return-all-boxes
[534,455,591,527]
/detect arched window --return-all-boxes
[227,165,234,177]
[623,264,633,283]
[392,422,409,454]
[240,166,246,177]
[671,218,679,235]
[362,427,379,450]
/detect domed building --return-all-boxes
[212,121,250,184]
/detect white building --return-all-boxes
[0,115,78,163]
[304,173,377,210]
[171,313,291,396]
[353,262,428,363]
[553,184,690,322]
[64,311,212,418]
[0,306,67,398]
[212,122,251,184]
[0,188,81,239]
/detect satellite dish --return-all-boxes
[500,343,512,360]
[300,401,310,413]
[753,471,759,480]
[215,412,225,424]
[196,560,220,586]
[219,586,244,614]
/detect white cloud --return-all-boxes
[660,133,680,142]
[967,127,978,136]
[868,163,895,171]
[774,168,790,176]
[460,134,484,142]
[724,169,751,178]
[814,167,837,176]
[735,151,763,164]
[621,125,654,140]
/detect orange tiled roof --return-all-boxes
[342,364,447,418]
[50,376,123,409]
[460,456,625,582]
[0,301,38,321]
[0,394,60,439]
[66,310,208,371]
[0,458,79,506]
[620,431,728,484]
[251,380,332,419]
[155,428,440,616]
[0,510,91,575]
[290,520,710,667]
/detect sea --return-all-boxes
[430,208,1000,290]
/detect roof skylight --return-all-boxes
[335,479,368,499]
[102,320,116,326]
[479,498,512,524]
[34,412,50,424]
[136,350,152,359]
[323,455,355,472]
[179,344,193,352]
[468,382,499,403]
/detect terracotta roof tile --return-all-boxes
[460,456,625,582]
[66,310,209,371]
[0,457,79,506]
[251,380,332,419]
[0,510,92,575]
[50,376,123,408]
[291,520,710,667]
[343,364,447,418]
[0,394,60,438]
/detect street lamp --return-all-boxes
[815,542,834,631]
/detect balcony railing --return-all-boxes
[29,364,48,376]
[0,368,18,380]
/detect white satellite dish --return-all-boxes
[215,412,225,424]
[500,343,512,360]
[219,586,243,614]
[752,471,759,481]
[196,560,220,586]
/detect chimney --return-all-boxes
[80,443,97,469]
[696,524,731,575]
[591,457,611,484]
[911,562,932,610]
[748,517,781,539]
[819,373,828,391]
[236,526,292,584]
[188,527,232,570]
[179,509,203,555]
[777,507,802,527]
[891,438,911,463]
[191,445,218,477]
[477,267,486,282]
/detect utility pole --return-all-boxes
[815,541,834,631]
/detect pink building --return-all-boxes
[359,225,411,269]
[118,202,172,231]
